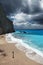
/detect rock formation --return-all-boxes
[0,3,15,35]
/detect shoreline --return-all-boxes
[5,33,43,57]
[5,34,43,64]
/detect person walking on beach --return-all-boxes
[12,51,14,58]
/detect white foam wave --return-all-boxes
[5,33,23,44]
[5,33,43,57]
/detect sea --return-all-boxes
[12,29,43,53]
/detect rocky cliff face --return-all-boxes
[0,4,15,35]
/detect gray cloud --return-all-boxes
[22,0,41,14]
[0,0,43,29]
[0,0,42,14]
[31,13,43,24]
[9,12,43,29]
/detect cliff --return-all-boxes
[0,4,15,35]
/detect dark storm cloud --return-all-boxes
[32,13,43,24]
[0,0,22,15]
[21,3,41,14]
[21,6,30,14]
[0,0,42,15]
[22,0,42,14]
[22,7,41,14]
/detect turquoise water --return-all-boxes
[13,30,43,52]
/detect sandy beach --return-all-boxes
[0,35,43,65]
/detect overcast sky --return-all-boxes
[0,0,43,29]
